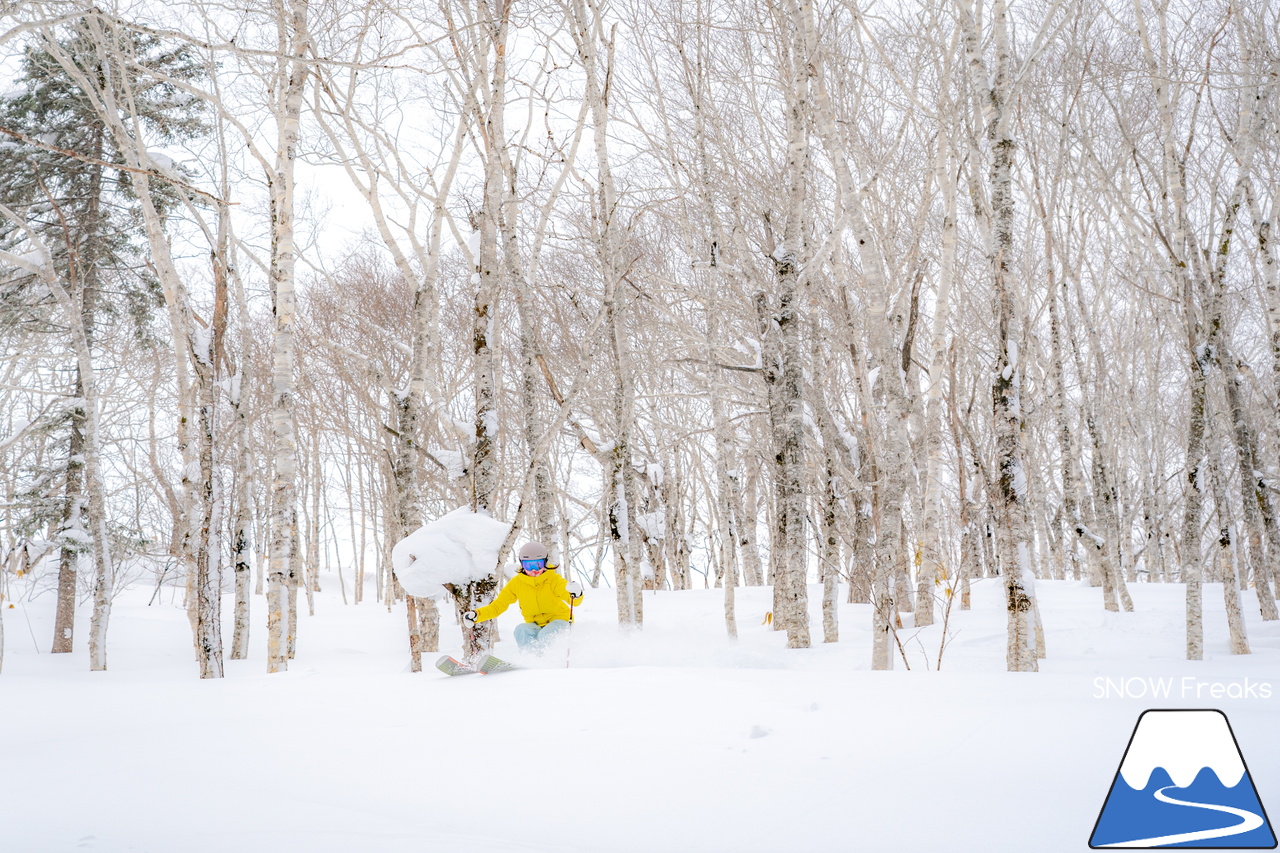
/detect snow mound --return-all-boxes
[390,508,510,600]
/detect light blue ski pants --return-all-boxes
[514,619,570,651]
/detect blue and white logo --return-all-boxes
[1090,709,1276,848]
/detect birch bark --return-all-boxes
[757,2,812,648]
[310,16,478,661]
[957,0,1039,670]
[1202,57,1279,617]
[47,16,226,676]
[709,303,739,638]
[916,132,958,628]
[1217,526,1251,655]
[127,179,223,677]
[266,0,310,673]
[1181,351,1209,661]
[448,0,512,659]
[687,22,741,633]
[203,39,250,642]
[946,360,976,610]
[1205,442,1250,655]
[812,390,843,644]
[228,202,252,659]
[799,0,913,660]
[568,0,643,626]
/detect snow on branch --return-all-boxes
[390,508,511,600]
[0,124,230,206]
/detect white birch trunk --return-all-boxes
[1220,357,1279,619]
[1181,357,1209,661]
[819,452,840,644]
[916,133,958,628]
[809,356,847,645]
[139,191,224,678]
[1246,180,1280,563]
[1217,527,1251,656]
[1084,410,1133,614]
[230,363,252,659]
[709,308,739,638]
[569,0,643,626]
[958,0,1038,670]
[1202,395,1246,653]
[761,141,811,648]
[797,0,909,659]
[446,0,513,660]
[229,213,252,658]
[947,373,978,611]
[266,0,310,673]
[81,334,112,672]
[728,471,764,587]
[49,19,227,674]
[688,30,742,632]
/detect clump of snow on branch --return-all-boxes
[0,418,32,451]
[635,511,665,539]
[430,448,467,480]
[391,507,511,600]
[732,337,762,370]
[147,150,179,175]
[191,325,212,366]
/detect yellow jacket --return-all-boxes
[474,569,583,627]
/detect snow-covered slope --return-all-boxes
[3,578,1278,853]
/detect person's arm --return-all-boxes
[474,579,517,622]
[556,573,584,605]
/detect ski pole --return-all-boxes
[566,581,575,668]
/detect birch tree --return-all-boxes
[956,0,1058,671]
[55,13,224,677]
[309,0,479,669]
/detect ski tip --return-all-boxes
[478,655,518,674]
[435,655,478,676]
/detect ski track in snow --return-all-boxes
[1099,785,1265,848]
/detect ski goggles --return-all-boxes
[520,558,548,574]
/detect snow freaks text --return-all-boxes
[1092,677,1274,701]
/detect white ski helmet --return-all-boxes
[518,541,550,562]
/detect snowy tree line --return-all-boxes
[1,0,1277,675]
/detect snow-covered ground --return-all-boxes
[4,576,1278,853]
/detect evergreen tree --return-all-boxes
[0,18,205,653]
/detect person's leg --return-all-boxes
[539,619,569,639]
[514,622,541,650]
[532,619,570,649]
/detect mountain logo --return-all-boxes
[1090,709,1276,848]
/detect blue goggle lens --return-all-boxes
[521,558,547,572]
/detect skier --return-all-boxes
[463,541,584,652]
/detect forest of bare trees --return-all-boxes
[2,0,1277,676]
